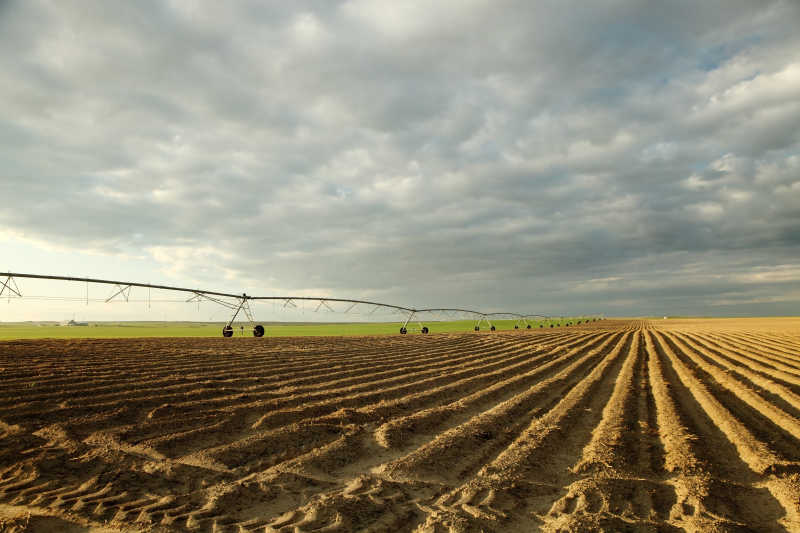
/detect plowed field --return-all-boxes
[1,318,800,532]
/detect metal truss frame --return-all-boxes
[0,275,22,299]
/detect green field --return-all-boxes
[0,317,595,340]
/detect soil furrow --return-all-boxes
[372,331,617,450]
[376,332,628,485]
[651,330,788,473]
[646,330,790,531]
[415,328,632,531]
[719,332,800,366]
[661,331,800,452]
[651,330,800,530]
[692,332,800,386]
[139,337,586,456]
[3,319,799,532]
[674,331,800,418]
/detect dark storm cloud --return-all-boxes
[1,0,799,316]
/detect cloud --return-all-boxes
[1,0,799,317]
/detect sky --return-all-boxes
[1,0,799,321]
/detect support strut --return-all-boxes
[473,315,495,331]
[219,294,264,337]
[0,275,22,298]
[105,284,132,303]
[399,311,429,334]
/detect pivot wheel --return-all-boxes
[527,325,532,329]
[474,326,480,331]
[253,324,265,337]
[514,325,519,329]
[490,325,496,331]
[400,327,408,334]
[222,325,234,337]
[421,326,429,334]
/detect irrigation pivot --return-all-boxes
[1,272,598,337]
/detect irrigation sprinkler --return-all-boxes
[1,272,587,338]
[400,311,422,334]
[483,312,546,332]
[188,291,264,337]
[523,314,547,330]
[229,294,264,338]
[399,310,436,334]
[473,315,494,331]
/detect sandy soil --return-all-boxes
[1,318,799,532]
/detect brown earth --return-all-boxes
[1,318,799,532]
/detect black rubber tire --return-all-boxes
[550,324,554,328]
[490,326,496,331]
[253,324,265,337]
[421,326,429,334]
[514,325,519,329]
[527,325,532,329]
[400,327,407,334]
[474,326,480,331]
[222,325,234,337]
